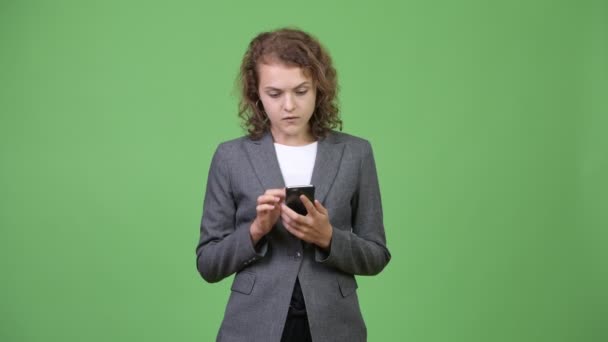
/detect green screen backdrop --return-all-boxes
[1,0,607,341]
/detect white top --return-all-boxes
[274,142,318,187]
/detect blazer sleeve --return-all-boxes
[315,140,391,275]
[195,143,268,283]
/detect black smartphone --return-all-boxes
[285,185,315,216]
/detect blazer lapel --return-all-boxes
[310,132,345,204]
[244,132,286,191]
[244,131,345,204]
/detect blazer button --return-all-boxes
[295,252,301,259]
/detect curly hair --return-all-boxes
[237,27,342,140]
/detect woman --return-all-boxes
[195,28,390,342]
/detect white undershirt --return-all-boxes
[274,142,318,187]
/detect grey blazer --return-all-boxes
[195,130,391,342]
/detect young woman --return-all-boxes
[195,28,390,342]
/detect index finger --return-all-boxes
[265,188,286,199]
[300,195,317,216]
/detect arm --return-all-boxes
[315,141,391,275]
[195,144,268,283]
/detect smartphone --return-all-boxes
[285,185,315,216]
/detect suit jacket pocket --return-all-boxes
[337,274,358,298]
[231,271,256,295]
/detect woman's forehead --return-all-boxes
[257,62,313,88]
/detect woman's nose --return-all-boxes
[283,93,295,112]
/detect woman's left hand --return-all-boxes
[281,196,333,250]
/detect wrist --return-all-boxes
[250,220,265,244]
[318,226,333,250]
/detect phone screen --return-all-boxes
[285,185,315,215]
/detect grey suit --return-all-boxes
[195,130,391,342]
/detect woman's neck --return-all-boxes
[270,129,315,146]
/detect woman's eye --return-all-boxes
[268,93,280,98]
[295,90,308,96]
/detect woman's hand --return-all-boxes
[250,188,285,244]
[281,195,333,249]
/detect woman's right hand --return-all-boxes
[250,188,285,244]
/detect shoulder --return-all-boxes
[207,136,253,170]
[213,135,251,155]
[326,130,374,155]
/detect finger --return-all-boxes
[282,221,306,240]
[281,212,292,226]
[281,216,298,230]
[313,199,328,215]
[257,204,276,212]
[257,194,281,205]
[282,211,313,234]
[265,188,286,199]
[281,203,302,222]
[300,195,317,216]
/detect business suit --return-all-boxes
[195,130,391,342]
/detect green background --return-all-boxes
[1,0,606,341]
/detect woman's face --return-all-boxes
[257,62,317,145]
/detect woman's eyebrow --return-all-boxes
[263,82,311,91]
